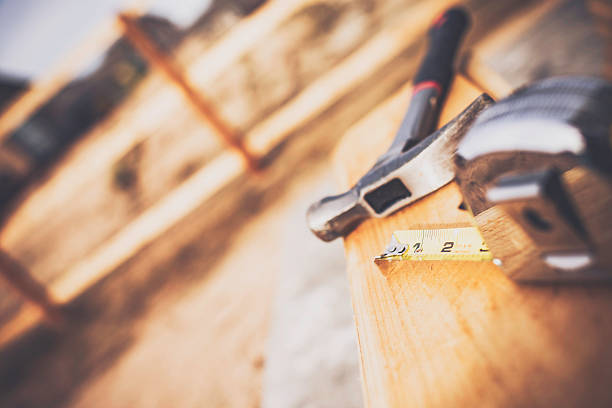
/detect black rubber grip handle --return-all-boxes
[413,6,470,96]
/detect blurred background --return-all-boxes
[0,0,609,407]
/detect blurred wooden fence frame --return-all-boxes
[0,0,473,347]
[0,3,261,323]
[0,13,131,325]
[0,250,63,322]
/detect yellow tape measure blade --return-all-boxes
[375,227,492,262]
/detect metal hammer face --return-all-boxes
[307,94,493,242]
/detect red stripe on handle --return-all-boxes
[432,4,460,28]
[412,80,442,95]
[432,12,447,28]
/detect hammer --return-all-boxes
[308,7,491,241]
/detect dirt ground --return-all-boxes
[0,158,361,408]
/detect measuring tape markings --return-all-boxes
[375,227,492,262]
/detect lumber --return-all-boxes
[0,148,245,346]
[0,304,42,347]
[246,0,463,155]
[334,76,612,407]
[0,250,61,321]
[184,0,317,82]
[52,150,245,303]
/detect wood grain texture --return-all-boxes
[334,76,612,407]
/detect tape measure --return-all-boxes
[375,226,492,262]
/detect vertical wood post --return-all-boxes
[0,250,63,323]
[118,13,260,171]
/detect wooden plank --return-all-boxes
[0,149,246,347]
[184,0,318,83]
[0,250,62,321]
[245,0,466,155]
[52,150,245,303]
[333,76,612,407]
[0,304,43,347]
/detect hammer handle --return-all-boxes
[306,7,472,242]
[390,6,470,154]
[414,6,470,98]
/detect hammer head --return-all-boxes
[307,93,493,241]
